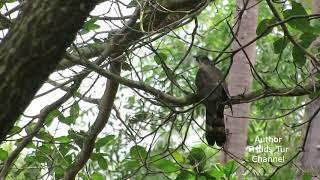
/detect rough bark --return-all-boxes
[221,0,258,169]
[0,1,96,143]
[300,0,320,178]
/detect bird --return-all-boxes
[194,55,230,146]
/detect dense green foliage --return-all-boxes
[0,0,319,179]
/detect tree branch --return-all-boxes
[63,61,121,180]
[0,78,82,179]
[0,0,97,144]
[80,56,319,106]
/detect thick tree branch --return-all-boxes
[57,0,206,70]
[0,1,97,143]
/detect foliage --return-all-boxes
[0,0,319,179]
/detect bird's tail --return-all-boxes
[205,104,226,146]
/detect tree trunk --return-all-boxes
[0,1,96,143]
[300,0,320,177]
[221,0,258,169]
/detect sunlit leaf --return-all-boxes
[302,172,312,180]
[170,150,184,164]
[91,172,105,180]
[0,148,8,160]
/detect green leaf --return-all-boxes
[130,145,148,159]
[70,103,80,118]
[91,172,105,180]
[65,155,73,166]
[59,144,73,156]
[55,136,70,143]
[256,18,276,37]
[302,172,312,180]
[96,135,115,149]
[78,172,89,180]
[176,170,195,180]
[196,175,206,180]
[25,123,37,135]
[98,158,108,170]
[82,19,100,31]
[36,129,53,141]
[9,126,22,135]
[292,46,306,66]
[24,156,37,164]
[23,168,40,178]
[299,33,317,48]
[79,29,89,35]
[291,2,308,15]
[68,129,86,147]
[34,152,48,163]
[170,150,184,164]
[206,168,224,178]
[187,148,206,172]
[130,111,150,123]
[154,52,167,65]
[273,37,289,54]
[45,109,60,126]
[0,148,8,161]
[38,144,53,154]
[151,158,179,172]
[26,142,36,149]
[128,0,142,8]
[54,166,64,179]
[282,2,312,32]
[59,115,76,125]
[91,153,108,161]
[124,160,140,169]
[225,160,237,177]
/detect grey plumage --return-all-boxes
[194,55,229,146]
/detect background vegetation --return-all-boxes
[0,0,319,179]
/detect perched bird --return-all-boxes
[194,55,230,146]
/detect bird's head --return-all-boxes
[193,55,212,66]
